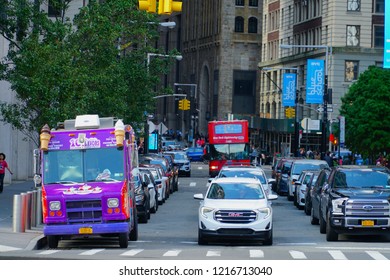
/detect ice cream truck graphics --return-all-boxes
[37,115,139,248]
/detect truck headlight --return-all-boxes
[331,198,348,214]
[107,198,119,208]
[49,201,61,211]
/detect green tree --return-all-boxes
[340,66,390,160]
[0,0,177,145]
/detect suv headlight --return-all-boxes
[257,207,271,219]
[200,206,214,218]
[331,197,348,214]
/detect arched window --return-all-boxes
[248,17,258,33]
[235,16,244,33]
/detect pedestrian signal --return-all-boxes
[158,0,182,15]
[138,0,157,13]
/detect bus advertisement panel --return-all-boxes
[207,120,250,176]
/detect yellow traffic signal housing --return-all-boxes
[290,108,295,117]
[184,99,190,110]
[158,0,182,15]
[178,99,184,110]
[138,0,157,13]
[285,108,291,118]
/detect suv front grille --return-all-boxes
[215,210,257,223]
[345,199,390,217]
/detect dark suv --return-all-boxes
[318,165,390,241]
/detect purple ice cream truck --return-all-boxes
[36,115,138,248]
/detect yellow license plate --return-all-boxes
[361,220,374,226]
[79,227,93,234]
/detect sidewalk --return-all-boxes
[0,180,46,251]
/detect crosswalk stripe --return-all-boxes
[206,250,221,257]
[79,249,105,256]
[289,250,307,259]
[366,251,388,260]
[190,182,197,187]
[0,245,21,252]
[120,249,144,256]
[249,249,264,258]
[328,250,347,260]
[163,250,182,257]
[37,250,60,255]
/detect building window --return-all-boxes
[249,0,258,7]
[48,0,62,17]
[235,17,244,33]
[374,0,384,13]
[345,61,359,82]
[373,25,384,48]
[346,25,360,46]
[248,17,258,33]
[235,0,244,6]
[347,0,360,11]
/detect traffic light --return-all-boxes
[333,137,338,146]
[184,99,190,110]
[178,99,184,110]
[138,0,157,13]
[285,108,291,118]
[290,108,295,117]
[158,0,182,15]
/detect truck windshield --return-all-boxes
[43,148,125,184]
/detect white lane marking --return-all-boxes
[37,250,61,255]
[328,250,347,260]
[79,249,105,256]
[318,246,390,250]
[163,249,182,257]
[206,250,221,257]
[190,182,197,187]
[0,245,21,252]
[249,249,264,258]
[366,251,388,260]
[289,250,307,259]
[120,249,144,256]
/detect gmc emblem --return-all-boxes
[228,212,243,217]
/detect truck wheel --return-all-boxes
[129,210,138,241]
[326,214,338,241]
[310,206,319,225]
[119,233,129,248]
[319,209,326,234]
[47,235,59,249]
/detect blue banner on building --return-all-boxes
[306,59,324,104]
[384,2,390,68]
[282,73,296,107]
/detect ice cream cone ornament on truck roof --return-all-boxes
[115,119,125,148]
[40,124,51,151]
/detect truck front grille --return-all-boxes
[215,210,256,223]
[345,199,390,217]
[66,200,102,224]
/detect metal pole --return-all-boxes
[30,190,37,227]
[12,194,25,232]
[24,192,32,230]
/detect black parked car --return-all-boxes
[317,165,390,241]
[133,167,150,224]
[303,170,321,215]
[310,168,330,226]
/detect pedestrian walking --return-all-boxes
[0,153,13,193]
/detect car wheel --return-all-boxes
[287,193,293,201]
[326,213,338,241]
[304,201,311,216]
[150,199,157,213]
[319,209,326,234]
[198,229,208,245]
[129,209,138,241]
[310,206,319,225]
[119,232,129,248]
[263,228,273,246]
[293,188,298,207]
[47,235,59,249]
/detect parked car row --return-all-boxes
[136,153,180,224]
[195,163,278,246]
[280,157,390,242]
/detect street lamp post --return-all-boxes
[261,67,299,156]
[280,44,330,157]
[173,83,198,146]
[144,53,183,154]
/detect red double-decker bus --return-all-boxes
[206,120,250,177]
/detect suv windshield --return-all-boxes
[219,169,266,184]
[334,170,390,188]
[207,182,265,200]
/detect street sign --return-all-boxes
[316,105,333,113]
